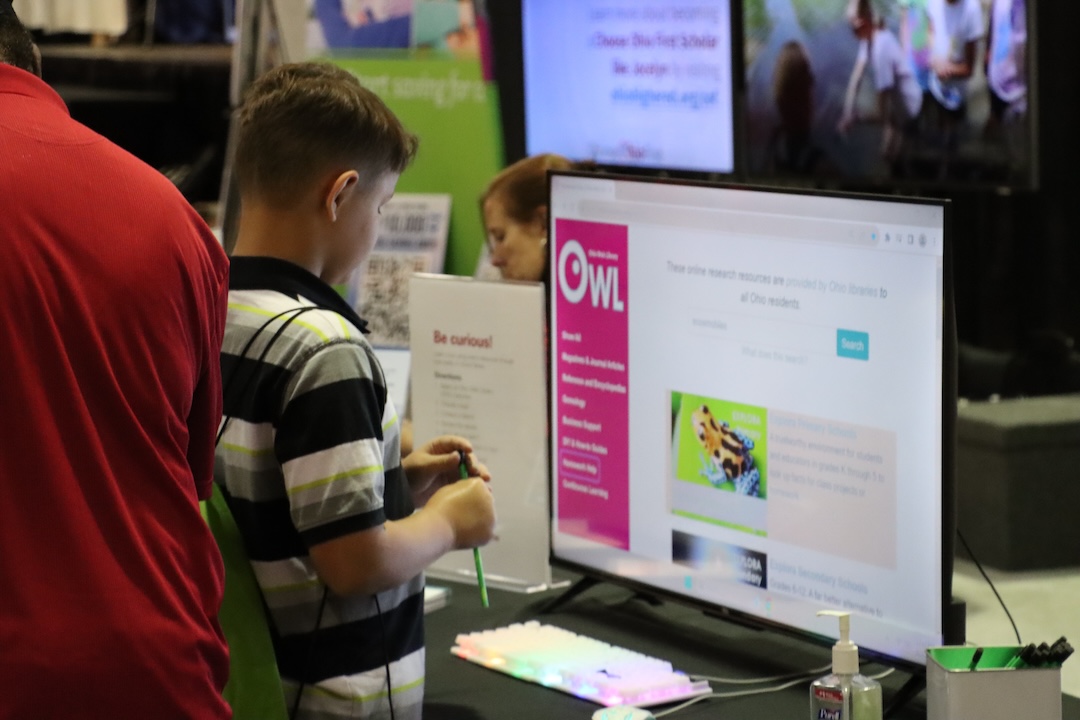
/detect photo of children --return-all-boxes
[671,392,767,499]
[413,0,480,57]
[743,0,1033,186]
[309,0,414,50]
[307,0,480,56]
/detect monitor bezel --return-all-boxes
[544,169,960,672]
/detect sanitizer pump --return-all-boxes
[810,611,883,720]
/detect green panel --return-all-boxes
[328,56,505,276]
[929,646,1024,671]
[201,485,289,720]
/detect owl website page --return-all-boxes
[548,174,947,664]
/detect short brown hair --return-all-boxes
[481,153,575,225]
[234,62,418,205]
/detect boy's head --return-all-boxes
[234,62,417,282]
[235,62,417,206]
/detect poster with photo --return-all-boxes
[346,193,452,349]
[307,0,481,57]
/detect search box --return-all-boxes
[688,310,836,358]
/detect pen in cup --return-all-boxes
[459,451,489,608]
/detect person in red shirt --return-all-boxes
[0,3,231,717]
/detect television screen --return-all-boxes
[741,0,1035,188]
[513,0,736,175]
[547,171,956,667]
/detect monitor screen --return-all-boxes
[547,171,955,667]
[741,0,1036,188]
[517,0,737,175]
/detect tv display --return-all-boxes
[547,171,959,667]
[493,0,737,175]
[741,0,1036,188]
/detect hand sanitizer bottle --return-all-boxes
[810,610,883,720]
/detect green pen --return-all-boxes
[459,451,489,608]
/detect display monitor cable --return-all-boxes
[957,528,1022,644]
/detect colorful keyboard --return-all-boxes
[452,621,712,708]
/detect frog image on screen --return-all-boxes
[691,404,761,497]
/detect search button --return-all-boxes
[837,329,870,361]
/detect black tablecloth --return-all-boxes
[423,573,1079,720]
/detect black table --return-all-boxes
[424,574,1080,720]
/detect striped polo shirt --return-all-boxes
[215,256,423,720]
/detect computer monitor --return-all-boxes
[490,0,738,176]
[547,171,959,668]
[740,0,1037,189]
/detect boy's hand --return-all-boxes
[403,435,491,507]
[426,477,496,550]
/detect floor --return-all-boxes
[954,558,1080,697]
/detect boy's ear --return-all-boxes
[325,170,361,222]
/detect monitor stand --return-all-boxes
[535,575,601,615]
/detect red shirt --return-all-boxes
[0,65,230,718]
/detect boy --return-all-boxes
[216,62,497,720]
[837,0,924,168]
[926,0,983,115]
